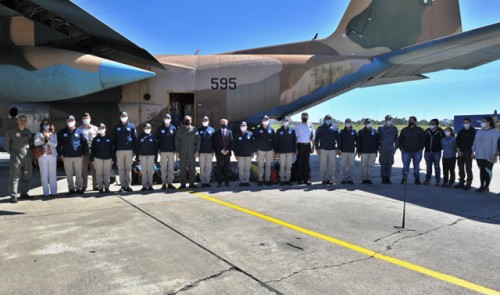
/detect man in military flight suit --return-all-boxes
[175,115,201,189]
[378,115,399,184]
[4,115,32,203]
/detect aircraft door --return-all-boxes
[169,93,196,126]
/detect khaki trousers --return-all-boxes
[199,153,213,184]
[94,158,112,189]
[238,157,252,183]
[140,155,155,187]
[63,157,83,190]
[279,153,293,181]
[160,152,175,185]
[116,150,133,188]
[257,150,274,182]
[361,153,377,181]
[319,149,336,181]
[340,153,355,181]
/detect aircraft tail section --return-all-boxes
[323,0,462,56]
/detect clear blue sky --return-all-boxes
[73,0,500,122]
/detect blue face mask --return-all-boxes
[325,120,332,125]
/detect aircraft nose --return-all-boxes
[99,61,156,89]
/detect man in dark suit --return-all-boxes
[213,119,234,187]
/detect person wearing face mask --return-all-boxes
[90,124,114,193]
[441,127,457,188]
[234,121,255,187]
[472,116,499,193]
[57,115,88,195]
[78,113,98,192]
[197,116,215,188]
[113,112,137,193]
[156,114,177,190]
[455,118,476,190]
[274,116,296,186]
[4,115,33,203]
[137,123,158,192]
[213,119,234,187]
[175,115,201,189]
[377,115,399,184]
[295,112,315,185]
[315,115,340,185]
[255,115,276,186]
[423,119,446,186]
[339,118,357,185]
[398,116,425,185]
[34,119,58,198]
[357,119,379,184]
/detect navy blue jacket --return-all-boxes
[156,124,176,152]
[90,135,115,161]
[112,122,137,153]
[198,126,215,153]
[234,131,255,157]
[315,124,340,150]
[137,133,158,156]
[339,127,357,153]
[274,127,296,154]
[57,127,88,157]
[357,128,379,154]
[254,125,275,152]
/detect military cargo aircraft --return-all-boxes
[0,0,499,142]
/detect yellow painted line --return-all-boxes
[190,191,500,295]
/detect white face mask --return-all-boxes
[386,120,393,126]
[202,122,209,127]
[144,129,151,134]
[345,123,351,128]
[240,127,247,132]
[262,120,269,126]
[43,124,50,131]
[366,124,372,129]
[120,117,128,123]
[98,129,105,135]
[463,123,470,129]
[164,119,171,125]
[430,124,436,129]
[481,122,487,128]
[445,131,451,137]
[82,119,90,125]
[67,121,75,128]
[283,121,289,127]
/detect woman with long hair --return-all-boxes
[34,119,58,197]
[472,116,499,193]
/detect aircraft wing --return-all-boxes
[0,0,163,69]
[362,23,500,87]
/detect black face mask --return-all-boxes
[301,118,308,123]
[409,122,416,126]
[220,124,227,129]
[184,119,191,126]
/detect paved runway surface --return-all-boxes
[1,151,499,295]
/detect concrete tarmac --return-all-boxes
[1,151,499,295]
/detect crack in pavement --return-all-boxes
[168,267,236,295]
[264,252,379,284]
[385,218,466,250]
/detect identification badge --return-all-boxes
[15,133,20,138]
[161,130,165,134]
[239,137,243,141]
[117,128,121,131]
[260,130,263,133]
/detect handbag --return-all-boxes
[30,145,45,160]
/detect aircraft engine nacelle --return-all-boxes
[0,47,155,102]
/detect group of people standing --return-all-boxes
[3,111,500,203]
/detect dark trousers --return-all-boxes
[476,159,494,189]
[216,154,231,184]
[296,143,311,182]
[442,157,456,184]
[425,151,442,182]
[457,151,473,184]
